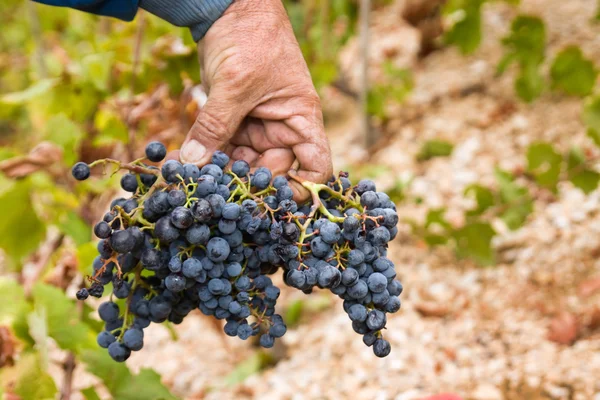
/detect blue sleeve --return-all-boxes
[33,0,233,41]
[33,0,139,21]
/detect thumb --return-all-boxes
[180,87,247,165]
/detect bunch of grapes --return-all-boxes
[72,141,402,362]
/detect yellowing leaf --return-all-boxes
[0,79,59,105]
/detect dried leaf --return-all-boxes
[0,142,63,178]
[547,312,578,345]
[0,326,16,368]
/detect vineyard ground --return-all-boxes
[47,0,600,399]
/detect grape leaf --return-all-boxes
[567,147,600,194]
[464,184,495,216]
[0,79,58,105]
[81,53,114,92]
[452,222,495,265]
[58,211,91,246]
[550,46,597,97]
[526,142,562,189]
[417,140,454,161]
[499,15,546,102]
[0,180,46,266]
[93,108,129,147]
[425,208,451,230]
[583,95,600,143]
[31,283,97,353]
[44,113,84,165]
[81,350,178,400]
[495,169,533,230]
[5,353,58,400]
[81,387,102,400]
[443,0,485,54]
[223,351,273,387]
[77,241,99,275]
[0,278,32,344]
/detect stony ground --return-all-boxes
[60,0,600,399]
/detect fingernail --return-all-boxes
[181,140,206,164]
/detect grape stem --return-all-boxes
[88,158,159,176]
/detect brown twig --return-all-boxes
[22,233,65,297]
[60,352,76,400]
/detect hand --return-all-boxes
[173,0,333,201]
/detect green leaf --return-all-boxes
[77,241,99,275]
[500,15,546,102]
[93,108,129,146]
[8,353,58,400]
[44,113,84,165]
[0,278,32,343]
[443,0,485,54]
[58,211,91,245]
[495,169,533,229]
[526,142,562,189]
[81,350,178,400]
[464,184,495,216]
[550,46,597,97]
[223,351,273,387]
[0,79,59,105]
[0,180,46,265]
[31,283,97,353]
[425,208,451,230]
[515,63,544,102]
[417,140,454,161]
[27,306,50,370]
[424,233,449,246]
[453,222,495,265]
[583,94,600,135]
[567,147,600,194]
[587,128,600,147]
[285,299,305,327]
[81,387,102,400]
[570,169,600,194]
[81,53,114,92]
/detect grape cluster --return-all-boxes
[72,141,402,361]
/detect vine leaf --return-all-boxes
[583,94,600,147]
[417,140,454,161]
[567,147,600,194]
[0,181,46,268]
[498,15,546,102]
[495,169,533,230]
[81,349,179,400]
[464,184,495,217]
[4,353,58,400]
[443,0,485,54]
[550,46,598,97]
[452,222,495,265]
[526,142,562,190]
[31,283,97,354]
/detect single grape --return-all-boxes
[145,141,167,162]
[108,342,131,362]
[72,162,90,181]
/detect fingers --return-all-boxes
[180,86,248,166]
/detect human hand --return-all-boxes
[172,0,332,201]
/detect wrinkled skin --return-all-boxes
[172,0,333,201]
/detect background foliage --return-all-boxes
[1,0,600,398]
